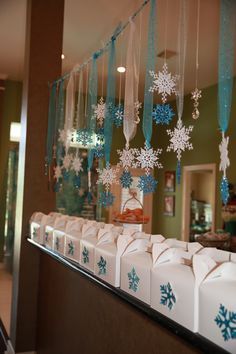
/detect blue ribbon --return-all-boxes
[46,82,57,166]
[104,39,116,164]
[142,0,156,147]
[218,0,236,133]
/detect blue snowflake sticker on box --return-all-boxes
[120,171,133,189]
[152,104,175,125]
[68,241,74,256]
[160,282,176,310]
[215,304,236,341]
[97,256,107,275]
[45,232,49,243]
[99,191,115,207]
[128,267,140,292]
[32,227,38,239]
[138,174,158,194]
[55,237,60,251]
[82,246,89,264]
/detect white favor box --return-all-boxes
[64,219,86,262]
[38,213,61,246]
[52,216,78,254]
[164,238,187,249]
[79,223,102,272]
[120,239,152,304]
[196,257,236,353]
[30,212,45,242]
[94,231,131,287]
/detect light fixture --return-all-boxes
[61,54,65,60]
[117,66,126,73]
[10,122,21,142]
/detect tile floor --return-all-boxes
[0,263,12,335]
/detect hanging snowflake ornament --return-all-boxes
[138,174,158,194]
[113,104,124,127]
[120,171,133,189]
[215,304,236,341]
[93,97,106,127]
[62,153,73,171]
[134,101,142,124]
[152,104,175,125]
[93,144,104,159]
[191,88,202,120]
[117,145,138,172]
[71,156,83,175]
[99,191,115,207]
[128,267,140,292]
[149,62,178,103]
[73,174,81,189]
[219,133,230,176]
[167,119,194,161]
[136,142,162,175]
[54,165,62,181]
[62,170,70,181]
[160,282,176,310]
[97,163,119,192]
[76,129,93,147]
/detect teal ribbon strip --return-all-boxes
[142,0,156,147]
[104,39,116,164]
[87,54,98,169]
[218,0,236,133]
[56,79,65,164]
[46,82,57,166]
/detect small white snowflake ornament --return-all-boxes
[117,145,138,172]
[54,165,62,181]
[97,163,119,192]
[149,63,178,103]
[71,156,83,175]
[134,101,142,124]
[219,132,230,176]
[136,142,163,175]
[167,119,194,160]
[93,97,106,127]
[62,154,73,171]
[58,129,73,147]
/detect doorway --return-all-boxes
[181,164,216,242]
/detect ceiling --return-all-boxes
[0,0,233,96]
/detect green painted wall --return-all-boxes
[0,80,22,260]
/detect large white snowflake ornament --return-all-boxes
[58,128,73,147]
[117,145,138,172]
[62,153,73,171]
[167,119,194,160]
[97,163,119,192]
[219,132,230,176]
[71,156,83,175]
[136,143,163,175]
[54,165,62,181]
[149,63,178,103]
[93,97,106,127]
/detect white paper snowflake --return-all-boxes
[167,119,194,160]
[117,146,138,172]
[71,156,83,175]
[54,165,62,181]
[93,97,106,127]
[97,163,119,192]
[62,154,73,171]
[58,129,73,147]
[149,63,178,103]
[219,132,230,176]
[136,142,163,175]
[134,101,142,124]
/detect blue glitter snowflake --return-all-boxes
[128,267,140,292]
[99,191,115,207]
[76,129,93,146]
[97,256,107,275]
[152,104,175,125]
[93,144,104,158]
[160,282,176,310]
[73,174,81,189]
[63,170,70,181]
[215,304,236,341]
[120,171,133,189]
[138,174,158,194]
[221,176,229,205]
[113,104,124,127]
[32,227,37,239]
[45,232,49,243]
[176,160,181,185]
[82,246,89,264]
[55,236,60,251]
[68,241,74,255]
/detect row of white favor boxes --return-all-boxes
[30,212,236,353]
